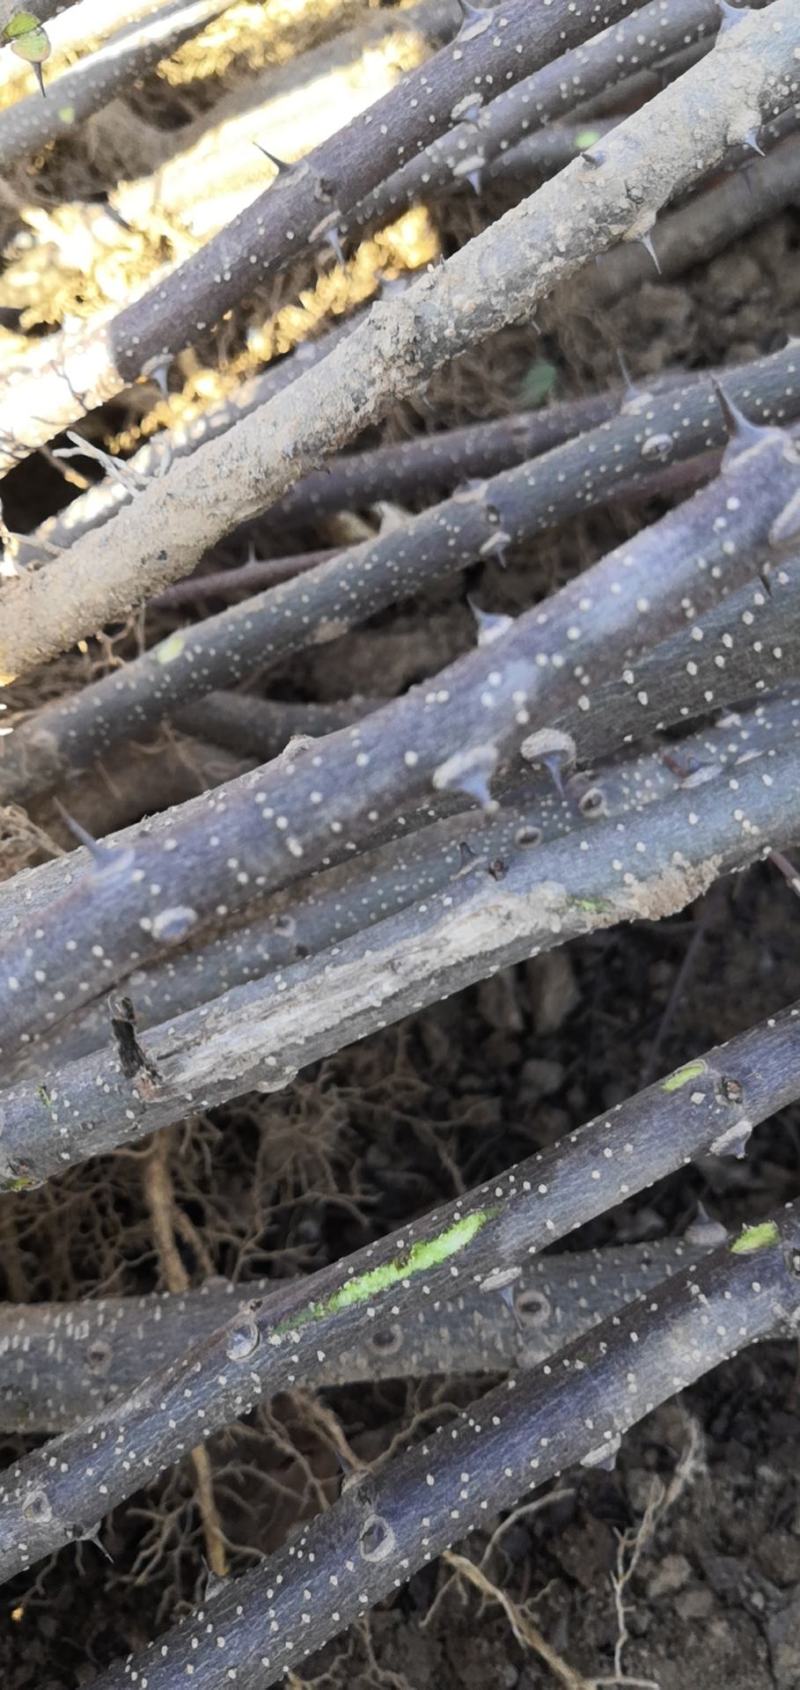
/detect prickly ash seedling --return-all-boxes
[2,0,800,677]
[0,1005,798,1583]
[2,409,799,1057]
[30,368,641,561]
[2,718,800,1178]
[86,1209,800,1690]
[0,1240,712,1433]
[9,693,797,1080]
[4,681,792,943]
[0,0,648,475]
[546,552,800,764]
[345,0,734,234]
[30,310,367,561]
[3,344,798,805]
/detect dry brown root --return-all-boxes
[143,1131,229,1578]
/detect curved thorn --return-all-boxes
[716,0,751,31]
[638,231,661,275]
[710,377,779,451]
[468,598,514,647]
[252,143,290,174]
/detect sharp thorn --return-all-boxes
[457,1,493,41]
[203,1565,227,1603]
[53,799,135,875]
[709,1120,753,1160]
[77,1523,112,1562]
[638,231,661,274]
[540,750,568,798]
[324,224,346,266]
[52,800,111,864]
[581,1435,621,1472]
[253,143,290,173]
[615,348,638,404]
[711,378,778,453]
[468,597,514,646]
[478,528,512,567]
[433,744,499,813]
[141,355,171,399]
[742,127,764,156]
[716,0,751,31]
[520,730,577,794]
[455,768,496,811]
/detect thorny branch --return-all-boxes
[1,0,799,675]
[0,0,648,479]
[2,703,800,1173]
[97,1212,798,1690]
[3,1169,794,1602]
[0,1240,711,1433]
[2,345,799,805]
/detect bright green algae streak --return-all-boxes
[661,1060,707,1093]
[730,1220,780,1255]
[275,1208,499,1335]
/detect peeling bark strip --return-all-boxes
[3,369,799,808]
[12,695,795,1076]
[88,1209,800,1690]
[10,713,729,1074]
[0,0,648,481]
[0,1240,708,1433]
[0,1113,797,1586]
[2,729,800,1174]
[4,686,791,1081]
[0,0,234,170]
[2,1,800,677]
[2,422,798,1056]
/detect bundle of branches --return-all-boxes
[1,1,800,1685]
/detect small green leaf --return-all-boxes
[155,631,186,664]
[12,24,48,64]
[2,10,42,40]
[575,128,602,151]
[730,1220,780,1255]
[661,1059,706,1093]
[517,359,558,408]
[2,11,49,92]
